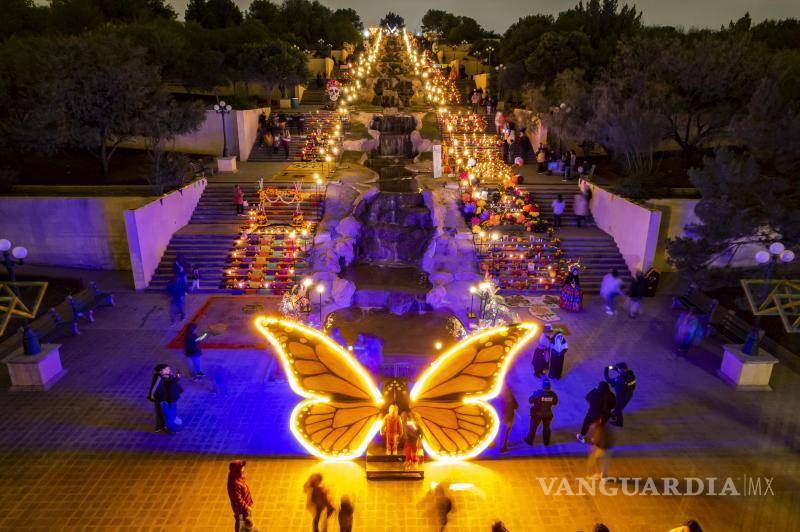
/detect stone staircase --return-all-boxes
[559,232,632,293]
[301,88,327,105]
[518,182,594,228]
[146,183,323,293]
[248,135,307,162]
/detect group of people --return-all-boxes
[535,144,591,180]
[468,87,498,115]
[257,111,294,160]
[493,113,534,166]
[380,404,423,468]
[550,189,590,230]
[600,268,650,317]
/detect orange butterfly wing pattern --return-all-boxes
[255,317,384,460]
[410,323,540,460]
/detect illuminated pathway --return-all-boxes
[0,283,798,530]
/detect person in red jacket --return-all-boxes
[227,460,254,531]
[380,404,402,455]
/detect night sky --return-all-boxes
[164,0,800,33]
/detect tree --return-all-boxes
[58,34,165,175]
[139,93,205,195]
[246,0,279,26]
[380,12,404,30]
[1,0,48,41]
[524,31,592,86]
[587,76,666,185]
[421,9,459,37]
[238,40,308,101]
[666,150,800,279]
[616,35,758,156]
[500,15,554,65]
[524,69,592,151]
[185,0,242,29]
[95,0,176,22]
[49,0,104,35]
[0,36,70,154]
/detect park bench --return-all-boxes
[712,307,763,345]
[67,281,115,324]
[0,308,78,359]
[672,283,719,319]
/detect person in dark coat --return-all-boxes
[577,381,616,442]
[627,271,647,318]
[525,378,558,446]
[605,362,636,427]
[146,363,168,432]
[305,473,334,532]
[227,460,255,531]
[184,323,207,379]
[167,277,187,324]
[153,366,183,433]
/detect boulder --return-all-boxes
[334,237,355,266]
[454,270,482,283]
[429,271,454,286]
[421,240,437,272]
[388,293,415,315]
[331,277,356,307]
[426,285,447,308]
[336,216,361,239]
[314,231,332,245]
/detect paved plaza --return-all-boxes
[1,280,798,531]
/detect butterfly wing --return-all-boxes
[255,317,383,459]
[410,323,539,460]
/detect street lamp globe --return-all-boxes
[11,246,27,260]
[780,250,796,263]
[219,100,226,108]
[213,104,220,111]
[316,284,325,294]
[755,250,771,264]
[769,242,785,255]
[0,239,10,252]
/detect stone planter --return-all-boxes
[3,344,67,391]
[717,344,778,391]
[217,155,238,173]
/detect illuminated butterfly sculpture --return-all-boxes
[255,317,540,462]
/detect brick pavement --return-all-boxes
[0,290,799,531]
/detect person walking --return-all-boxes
[227,460,255,531]
[153,366,183,434]
[675,308,703,357]
[524,378,558,446]
[146,363,168,432]
[402,412,421,467]
[599,269,624,315]
[471,90,481,113]
[190,264,201,292]
[573,191,589,228]
[536,147,546,173]
[166,276,187,324]
[627,271,647,318]
[184,323,207,379]
[552,194,565,229]
[586,420,614,479]
[532,324,552,377]
[338,495,354,532]
[498,385,518,452]
[604,362,636,427]
[280,128,292,160]
[577,381,616,443]
[234,185,245,215]
[434,484,453,531]
[305,473,334,532]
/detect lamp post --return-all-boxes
[315,283,325,327]
[742,242,795,356]
[494,64,507,101]
[213,101,233,158]
[478,281,491,319]
[485,46,494,67]
[0,238,39,355]
[468,285,477,319]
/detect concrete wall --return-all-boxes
[307,57,335,77]
[649,198,701,271]
[118,107,270,161]
[0,195,150,270]
[124,179,207,290]
[580,179,662,274]
[235,107,270,162]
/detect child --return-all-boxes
[191,264,201,292]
